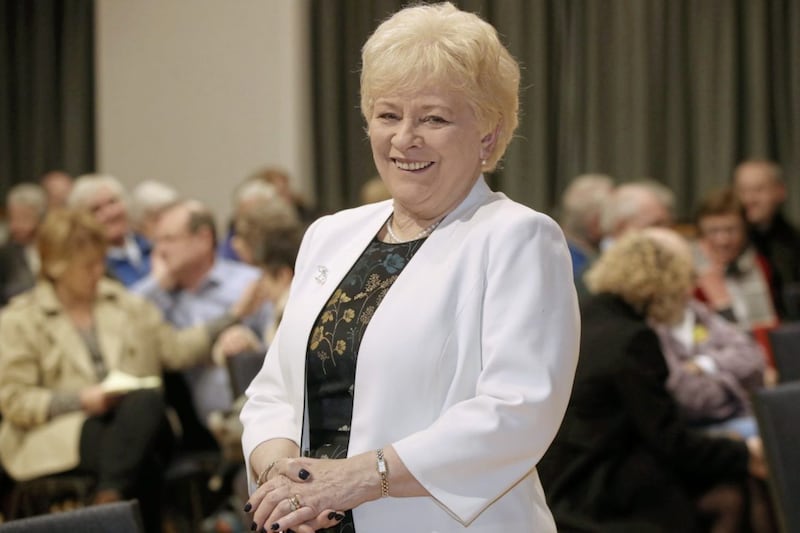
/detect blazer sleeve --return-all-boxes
[124,293,212,370]
[392,214,581,525]
[0,308,53,428]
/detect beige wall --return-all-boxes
[95,0,312,228]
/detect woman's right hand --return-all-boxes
[79,384,120,416]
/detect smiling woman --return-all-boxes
[240,3,580,532]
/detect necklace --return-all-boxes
[385,214,443,243]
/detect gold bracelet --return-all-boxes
[256,459,281,487]
[376,448,389,497]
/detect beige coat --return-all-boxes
[0,279,211,481]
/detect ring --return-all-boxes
[288,495,302,512]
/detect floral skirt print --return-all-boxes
[306,236,428,533]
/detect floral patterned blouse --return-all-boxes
[306,235,427,532]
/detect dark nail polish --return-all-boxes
[270,523,280,531]
[250,522,257,531]
[243,502,252,513]
[298,468,310,480]
[334,512,345,520]
[328,511,336,520]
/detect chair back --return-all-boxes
[767,321,800,383]
[0,500,144,533]
[226,350,265,398]
[752,382,800,533]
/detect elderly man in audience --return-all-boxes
[132,199,271,441]
[0,183,47,305]
[558,173,614,280]
[600,180,674,249]
[219,178,282,261]
[693,188,777,331]
[734,159,800,318]
[68,174,152,286]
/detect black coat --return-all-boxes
[538,293,749,533]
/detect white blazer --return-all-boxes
[241,177,580,532]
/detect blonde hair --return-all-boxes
[37,208,107,282]
[585,229,693,324]
[360,2,520,171]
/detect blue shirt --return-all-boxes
[106,233,152,287]
[132,259,271,423]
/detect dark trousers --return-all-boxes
[78,389,173,532]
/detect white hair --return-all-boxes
[68,174,129,210]
[600,181,673,235]
[131,180,179,223]
[560,174,614,236]
[6,183,47,217]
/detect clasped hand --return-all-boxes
[245,458,351,533]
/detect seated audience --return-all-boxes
[559,173,614,280]
[693,188,777,330]
[68,174,152,286]
[39,170,73,210]
[539,228,766,533]
[132,200,272,434]
[734,159,800,318]
[0,183,46,305]
[0,209,264,531]
[130,180,179,242]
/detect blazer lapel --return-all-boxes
[34,283,98,381]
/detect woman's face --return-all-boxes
[368,87,495,219]
[698,213,746,265]
[53,248,106,302]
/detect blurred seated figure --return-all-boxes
[247,166,317,224]
[218,177,281,261]
[68,174,152,287]
[653,297,766,439]
[38,170,73,210]
[693,187,778,330]
[132,200,272,438]
[599,180,674,249]
[213,198,302,359]
[0,209,264,531]
[0,183,46,305]
[734,159,800,319]
[558,173,614,280]
[539,228,766,533]
[130,180,179,242]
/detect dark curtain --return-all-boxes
[0,0,95,197]
[309,0,800,220]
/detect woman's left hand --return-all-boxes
[246,456,373,532]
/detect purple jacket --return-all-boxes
[654,299,766,422]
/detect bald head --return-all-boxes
[734,160,785,228]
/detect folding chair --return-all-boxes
[767,321,800,383]
[752,382,800,533]
[0,500,144,533]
